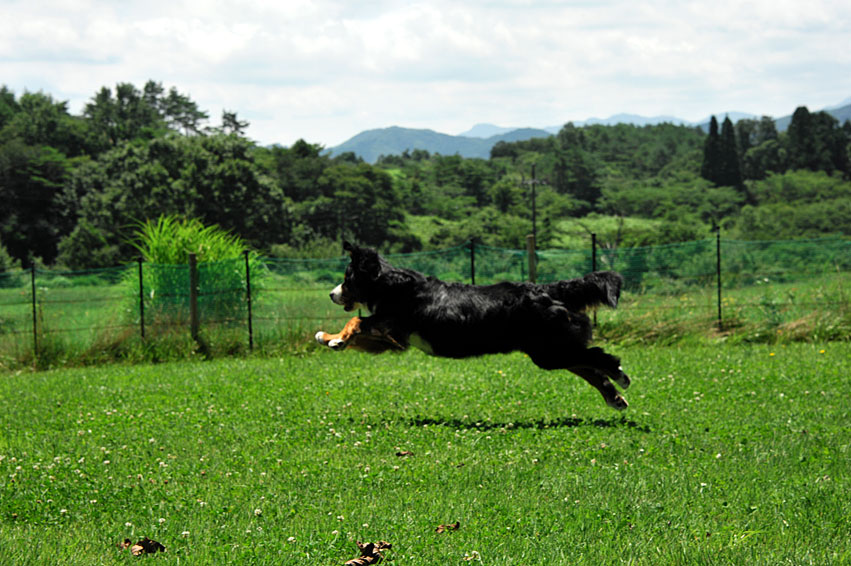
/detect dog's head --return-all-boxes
[329,241,383,312]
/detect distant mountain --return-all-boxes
[328,126,551,162]
[694,112,758,132]
[574,113,690,128]
[774,103,851,132]
[458,123,518,138]
[328,100,851,162]
[826,97,851,110]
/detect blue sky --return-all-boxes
[2,0,849,147]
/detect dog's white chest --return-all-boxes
[409,332,435,355]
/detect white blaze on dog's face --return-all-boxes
[329,283,345,306]
[328,281,366,312]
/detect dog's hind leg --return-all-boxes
[568,367,628,410]
[583,346,631,390]
[527,345,629,410]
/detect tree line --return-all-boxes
[1,80,849,271]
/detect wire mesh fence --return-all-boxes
[0,236,848,366]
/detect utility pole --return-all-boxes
[521,164,547,245]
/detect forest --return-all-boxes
[1,80,850,270]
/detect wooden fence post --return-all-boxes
[526,234,537,283]
[469,239,476,285]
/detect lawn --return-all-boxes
[1,344,849,564]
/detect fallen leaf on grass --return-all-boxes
[395,450,414,457]
[132,537,166,555]
[435,521,460,533]
[344,540,392,565]
[116,537,165,556]
[463,550,481,561]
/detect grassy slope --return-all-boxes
[1,344,849,565]
[404,213,665,251]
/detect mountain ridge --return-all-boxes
[328,101,851,163]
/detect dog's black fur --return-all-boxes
[317,241,631,409]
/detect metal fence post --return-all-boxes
[138,257,145,339]
[591,233,597,326]
[30,264,38,359]
[244,250,254,351]
[189,253,199,341]
[716,229,723,329]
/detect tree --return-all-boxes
[742,139,787,180]
[550,123,601,211]
[700,116,721,184]
[0,139,70,264]
[786,107,848,175]
[700,116,742,188]
[0,86,18,130]
[82,81,208,150]
[717,116,743,187]
[58,134,293,268]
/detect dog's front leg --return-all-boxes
[315,316,364,350]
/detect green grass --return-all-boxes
[1,344,849,564]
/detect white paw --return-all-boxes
[328,339,345,350]
[315,331,327,345]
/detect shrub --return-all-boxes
[128,215,264,326]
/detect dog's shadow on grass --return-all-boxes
[402,415,650,433]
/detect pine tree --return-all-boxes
[718,116,743,187]
[701,115,742,187]
[700,116,722,184]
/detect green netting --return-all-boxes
[722,238,851,287]
[1,237,848,361]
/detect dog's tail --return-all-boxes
[545,271,624,311]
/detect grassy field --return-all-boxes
[1,343,849,565]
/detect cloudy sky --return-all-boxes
[2,0,849,147]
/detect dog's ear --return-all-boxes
[346,244,381,280]
[358,249,382,280]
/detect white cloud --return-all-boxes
[1,0,849,146]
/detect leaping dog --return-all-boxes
[316,242,631,410]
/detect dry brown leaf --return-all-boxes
[130,537,166,556]
[395,450,414,457]
[344,540,392,565]
[436,521,460,534]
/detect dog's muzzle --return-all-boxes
[329,284,345,306]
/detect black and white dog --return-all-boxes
[316,242,631,409]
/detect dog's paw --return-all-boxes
[315,331,328,345]
[606,394,629,411]
[613,367,631,390]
